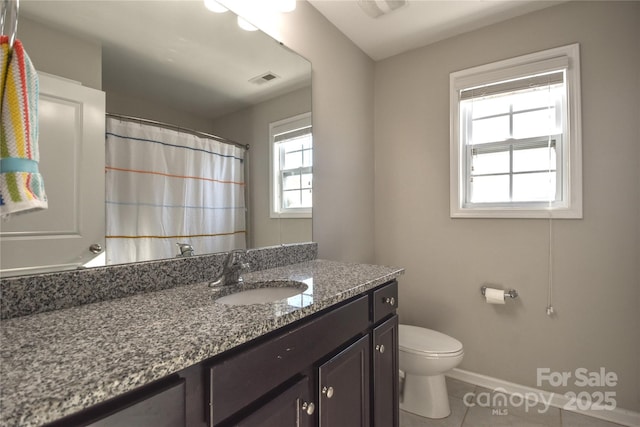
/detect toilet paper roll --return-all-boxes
[485,288,506,304]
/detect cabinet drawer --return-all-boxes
[209,295,369,425]
[371,281,398,324]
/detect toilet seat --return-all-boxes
[399,325,463,358]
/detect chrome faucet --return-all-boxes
[209,249,249,287]
[176,243,194,257]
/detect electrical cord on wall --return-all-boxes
[545,80,556,318]
[546,214,555,317]
[545,92,556,317]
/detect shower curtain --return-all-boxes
[105,117,246,264]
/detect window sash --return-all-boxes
[464,136,562,206]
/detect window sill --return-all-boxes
[270,211,312,219]
[450,205,582,219]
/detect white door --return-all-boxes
[0,73,106,276]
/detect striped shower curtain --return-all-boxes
[105,117,246,265]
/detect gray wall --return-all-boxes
[373,1,639,411]
[105,89,217,133]
[18,17,101,90]
[280,1,376,263]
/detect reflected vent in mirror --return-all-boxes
[249,72,280,85]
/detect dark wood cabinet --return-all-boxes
[83,379,186,427]
[372,315,399,427]
[45,377,187,427]
[45,281,399,427]
[208,296,369,426]
[318,335,370,427]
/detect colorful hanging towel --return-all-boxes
[0,35,47,218]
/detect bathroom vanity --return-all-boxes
[0,258,403,427]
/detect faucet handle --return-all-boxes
[176,243,194,257]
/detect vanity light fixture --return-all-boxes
[204,0,228,13]
[205,0,296,32]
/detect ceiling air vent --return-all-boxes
[249,72,280,85]
[357,0,407,18]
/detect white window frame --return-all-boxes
[269,112,312,219]
[450,44,582,218]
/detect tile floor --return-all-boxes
[399,377,625,427]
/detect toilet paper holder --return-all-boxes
[480,286,518,300]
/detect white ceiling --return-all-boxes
[18,0,565,118]
[307,0,565,61]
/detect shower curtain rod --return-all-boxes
[106,112,250,151]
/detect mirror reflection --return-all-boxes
[0,1,312,276]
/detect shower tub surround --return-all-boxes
[0,244,404,426]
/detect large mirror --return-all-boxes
[1,1,312,276]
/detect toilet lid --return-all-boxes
[399,325,463,355]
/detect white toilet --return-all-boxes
[399,324,464,419]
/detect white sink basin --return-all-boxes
[214,280,308,305]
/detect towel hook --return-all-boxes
[1,0,19,50]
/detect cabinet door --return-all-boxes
[373,315,399,427]
[87,380,185,427]
[318,335,370,427]
[234,377,313,427]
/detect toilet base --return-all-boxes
[400,373,451,419]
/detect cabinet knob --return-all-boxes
[383,297,395,306]
[301,401,315,415]
[89,243,103,254]
[322,386,334,399]
[376,344,385,354]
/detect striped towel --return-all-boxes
[0,35,47,218]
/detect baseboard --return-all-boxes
[447,368,640,427]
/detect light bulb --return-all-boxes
[204,0,228,13]
[237,16,258,31]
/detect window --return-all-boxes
[270,113,312,218]
[450,44,582,218]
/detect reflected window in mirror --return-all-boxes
[270,113,312,218]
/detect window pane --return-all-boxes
[283,188,312,209]
[470,175,510,203]
[302,148,312,168]
[301,173,312,190]
[283,172,301,191]
[472,150,509,175]
[513,146,556,173]
[511,86,561,112]
[469,96,510,118]
[472,115,510,144]
[283,190,302,208]
[301,189,312,207]
[513,108,558,139]
[513,172,556,202]
[284,150,303,169]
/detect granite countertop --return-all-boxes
[0,259,403,427]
